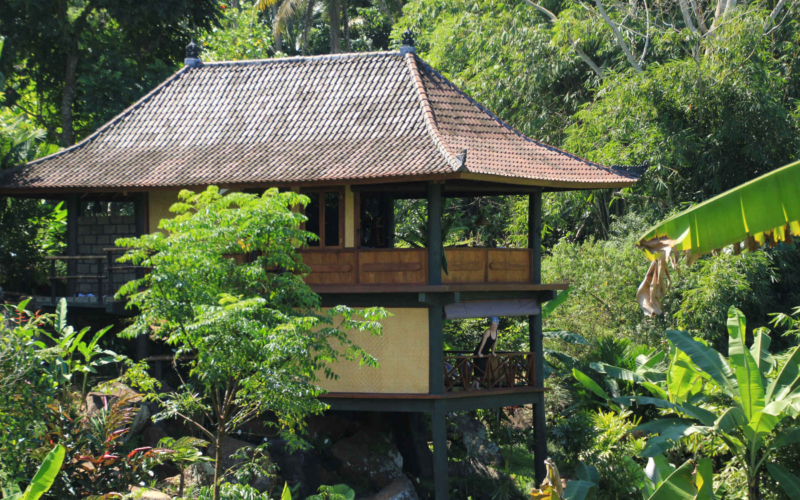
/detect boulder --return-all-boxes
[331,429,405,490]
[388,413,433,480]
[141,426,168,449]
[85,382,141,415]
[366,476,419,500]
[267,439,323,498]
[448,413,503,467]
[125,403,151,442]
[449,458,500,481]
[129,486,171,500]
[165,462,215,491]
[207,437,254,472]
[307,412,362,443]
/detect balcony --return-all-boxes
[443,351,536,393]
[301,247,534,291]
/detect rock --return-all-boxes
[307,412,362,442]
[207,437,254,472]
[85,382,141,415]
[129,486,171,500]
[332,429,405,490]
[125,403,151,442]
[251,474,272,493]
[165,462,215,491]
[449,458,500,481]
[388,413,433,480]
[448,413,503,467]
[142,426,168,448]
[267,439,323,498]
[366,476,419,500]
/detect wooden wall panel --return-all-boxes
[487,249,531,283]
[358,249,427,284]
[442,248,486,284]
[301,250,357,285]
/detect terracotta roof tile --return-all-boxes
[0,51,638,192]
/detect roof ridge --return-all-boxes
[403,54,465,173]
[202,50,401,66]
[2,65,192,176]
[414,59,638,179]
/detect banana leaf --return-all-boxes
[638,160,800,260]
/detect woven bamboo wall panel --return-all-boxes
[148,190,180,234]
[317,308,430,394]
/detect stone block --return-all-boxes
[79,216,96,225]
[111,216,123,224]
[97,217,110,225]
[77,264,91,274]
[122,216,135,225]
[83,235,97,245]
[104,225,117,235]
[79,245,92,254]
[97,235,110,244]
[78,226,91,235]
[118,225,132,233]
[128,224,137,233]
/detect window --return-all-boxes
[303,190,343,248]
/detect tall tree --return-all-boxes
[0,0,222,146]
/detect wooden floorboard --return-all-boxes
[310,283,568,294]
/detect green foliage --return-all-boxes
[116,186,386,500]
[155,437,211,497]
[0,302,59,482]
[201,5,276,61]
[2,444,65,500]
[578,307,800,499]
[0,0,221,146]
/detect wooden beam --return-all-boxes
[427,183,443,286]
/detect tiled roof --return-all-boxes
[0,51,639,192]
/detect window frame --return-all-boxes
[301,188,345,249]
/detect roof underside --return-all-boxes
[0,51,638,192]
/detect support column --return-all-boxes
[431,400,449,500]
[427,182,448,500]
[529,190,547,484]
[66,194,80,297]
[133,192,149,362]
[427,183,442,285]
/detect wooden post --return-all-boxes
[133,192,149,362]
[427,183,442,285]
[431,400,449,500]
[66,194,79,297]
[529,190,548,484]
[427,182,448,499]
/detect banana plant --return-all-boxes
[643,457,715,500]
[574,306,800,500]
[36,299,116,403]
[1,445,65,500]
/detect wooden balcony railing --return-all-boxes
[301,247,532,286]
[443,351,536,392]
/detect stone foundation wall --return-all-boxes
[75,215,138,296]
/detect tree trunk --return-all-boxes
[749,481,760,500]
[213,432,227,500]
[329,0,341,53]
[343,0,350,52]
[272,4,283,53]
[303,0,316,55]
[60,48,79,147]
[179,469,185,497]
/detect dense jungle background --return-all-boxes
[2,0,800,499]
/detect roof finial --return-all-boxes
[400,30,416,55]
[184,39,202,68]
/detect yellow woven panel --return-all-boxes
[148,190,179,234]
[318,308,430,394]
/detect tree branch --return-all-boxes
[678,0,698,33]
[689,0,709,34]
[523,0,605,78]
[593,0,643,72]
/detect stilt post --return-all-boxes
[66,194,79,297]
[431,400,449,500]
[529,190,548,484]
